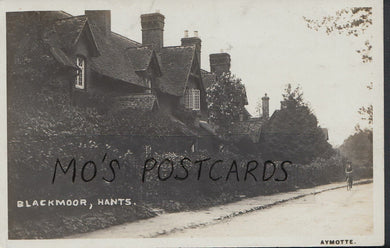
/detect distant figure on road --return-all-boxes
[345,162,353,191]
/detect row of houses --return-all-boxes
[7,10,271,154]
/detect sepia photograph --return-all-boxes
[2,0,384,247]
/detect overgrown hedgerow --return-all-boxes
[8,73,370,239]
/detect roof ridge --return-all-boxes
[111,32,141,46]
[162,45,196,49]
[162,45,181,48]
[58,10,73,17]
[56,15,87,22]
[126,46,152,50]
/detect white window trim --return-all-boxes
[75,56,85,89]
[144,77,152,93]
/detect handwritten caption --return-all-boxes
[51,154,291,183]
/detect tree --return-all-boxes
[207,72,247,132]
[303,7,373,62]
[304,8,374,129]
[255,98,262,117]
[339,128,373,168]
[357,82,373,127]
[358,104,373,125]
[281,83,305,108]
[259,84,334,164]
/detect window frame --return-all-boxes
[144,77,152,93]
[75,56,86,89]
[184,88,201,111]
[192,89,200,111]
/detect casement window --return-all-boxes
[184,90,191,109]
[184,89,200,110]
[193,89,200,110]
[75,56,85,89]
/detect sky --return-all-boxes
[4,0,382,146]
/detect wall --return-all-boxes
[67,31,148,112]
[68,30,94,106]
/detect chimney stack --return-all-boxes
[141,12,165,50]
[209,53,231,77]
[262,93,270,119]
[181,30,201,67]
[85,10,111,36]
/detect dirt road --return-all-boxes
[163,183,373,237]
[70,181,372,239]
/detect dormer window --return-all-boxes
[75,56,85,89]
[184,89,200,111]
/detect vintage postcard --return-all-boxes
[1,0,384,247]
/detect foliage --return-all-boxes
[8,14,364,238]
[206,72,247,132]
[358,104,373,125]
[303,7,373,63]
[259,84,334,164]
[9,88,185,138]
[303,8,372,36]
[281,83,305,108]
[339,128,373,168]
[255,98,262,117]
[356,82,374,127]
[10,141,358,239]
[303,7,374,139]
[356,40,373,63]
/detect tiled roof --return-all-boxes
[111,32,141,47]
[226,118,264,142]
[42,12,198,96]
[168,117,219,137]
[200,69,217,90]
[199,120,217,135]
[49,47,77,68]
[88,23,147,88]
[43,13,148,88]
[44,15,100,57]
[168,116,199,136]
[126,47,154,72]
[157,46,196,96]
[114,94,158,111]
[50,16,88,51]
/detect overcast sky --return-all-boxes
[5,0,382,146]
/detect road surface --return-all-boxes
[70,181,372,239]
[163,183,373,237]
